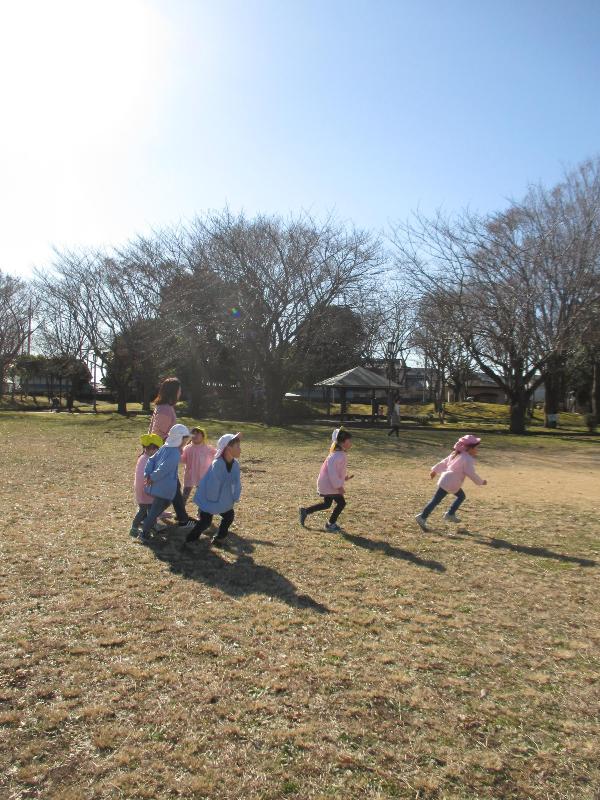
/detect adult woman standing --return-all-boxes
[149,377,181,441]
[148,377,194,528]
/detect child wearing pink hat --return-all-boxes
[415,434,487,532]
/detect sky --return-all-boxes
[1,0,599,278]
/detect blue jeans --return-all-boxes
[142,497,171,533]
[421,487,465,519]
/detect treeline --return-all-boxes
[1,158,599,433]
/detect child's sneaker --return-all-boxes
[138,529,154,544]
[299,507,308,527]
[177,519,196,530]
[211,534,228,548]
[415,514,429,532]
[443,512,461,523]
[325,522,341,532]
[129,526,140,537]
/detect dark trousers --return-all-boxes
[388,425,400,437]
[171,480,189,523]
[421,487,466,519]
[305,494,346,524]
[132,503,151,528]
[186,509,235,542]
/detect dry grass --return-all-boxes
[1,412,599,799]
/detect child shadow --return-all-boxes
[146,532,330,614]
[455,529,597,567]
[341,532,446,573]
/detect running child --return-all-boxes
[130,433,163,536]
[183,433,242,548]
[299,428,353,532]
[181,427,217,503]
[140,424,193,543]
[415,434,487,531]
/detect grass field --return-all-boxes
[1,412,599,799]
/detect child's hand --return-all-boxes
[346,474,354,480]
[482,479,487,485]
[144,478,152,487]
[429,470,436,479]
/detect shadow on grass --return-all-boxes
[457,530,597,567]
[341,532,446,573]
[145,531,330,614]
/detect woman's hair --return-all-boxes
[153,377,181,406]
[330,429,352,453]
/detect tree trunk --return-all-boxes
[543,353,564,428]
[116,386,128,415]
[592,356,600,419]
[509,390,529,434]
[141,378,152,414]
[263,367,284,425]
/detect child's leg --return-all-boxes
[328,495,346,524]
[448,489,466,515]
[305,496,334,516]
[171,480,190,524]
[420,487,448,519]
[182,485,193,504]
[132,503,150,528]
[185,511,213,543]
[213,509,235,541]
[142,497,170,533]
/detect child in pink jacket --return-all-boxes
[130,433,163,536]
[181,427,217,503]
[299,428,353,532]
[415,434,487,531]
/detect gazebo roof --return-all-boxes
[316,365,400,390]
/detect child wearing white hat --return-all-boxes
[139,424,193,542]
[299,427,353,532]
[183,433,242,548]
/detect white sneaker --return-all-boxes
[443,512,460,523]
[415,514,429,532]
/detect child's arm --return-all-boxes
[464,457,486,485]
[430,456,450,479]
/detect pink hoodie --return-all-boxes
[431,452,485,494]
[316,451,348,496]
[134,453,154,504]
[181,442,217,488]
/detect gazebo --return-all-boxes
[316,366,401,421]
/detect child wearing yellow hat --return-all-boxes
[130,433,163,536]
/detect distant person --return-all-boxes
[388,399,401,437]
[183,433,243,549]
[181,427,217,503]
[148,377,190,526]
[130,433,162,537]
[140,424,194,543]
[299,428,353,532]
[50,396,60,412]
[415,434,487,532]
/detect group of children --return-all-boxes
[131,421,487,548]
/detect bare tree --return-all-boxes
[186,211,384,423]
[0,271,31,394]
[391,157,600,434]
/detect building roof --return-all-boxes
[315,366,401,389]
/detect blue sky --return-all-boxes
[1,0,599,276]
